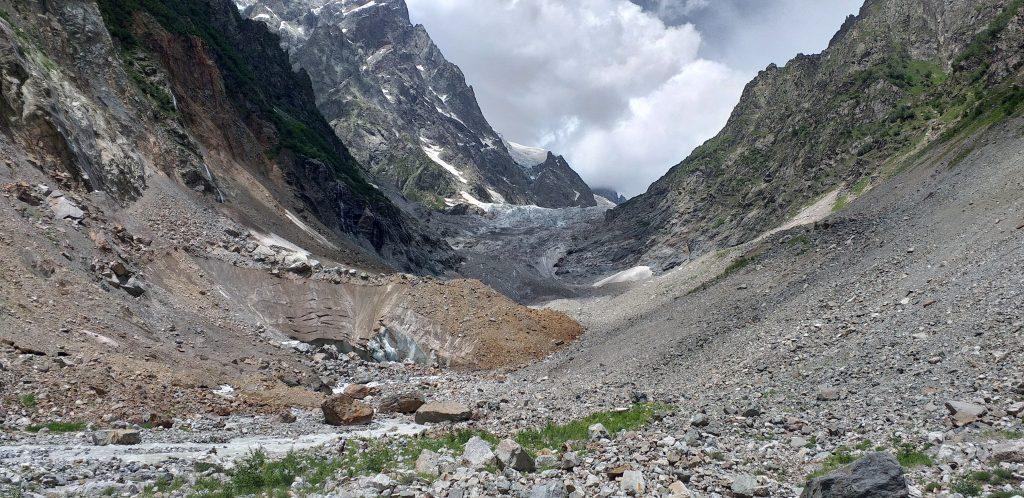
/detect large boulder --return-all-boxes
[495,438,535,471]
[991,441,1024,463]
[104,430,141,445]
[414,401,472,424]
[801,452,909,498]
[343,384,377,400]
[415,449,440,476]
[321,394,374,426]
[944,400,987,427]
[461,436,495,469]
[378,391,425,414]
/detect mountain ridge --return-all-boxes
[235,0,598,210]
[558,0,1024,278]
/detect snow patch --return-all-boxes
[595,195,617,209]
[593,266,653,288]
[253,232,310,256]
[486,188,506,204]
[420,139,469,184]
[285,210,337,250]
[505,140,549,168]
[343,0,379,15]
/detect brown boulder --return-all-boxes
[322,394,374,426]
[414,401,472,424]
[342,383,377,400]
[378,391,426,414]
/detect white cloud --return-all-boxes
[405,0,749,196]
[569,59,744,195]
[407,0,749,196]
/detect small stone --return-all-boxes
[731,474,764,497]
[944,400,987,427]
[529,481,567,498]
[588,422,609,440]
[668,481,693,497]
[620,470,645,496]
[816,386,840,401]
[690,413,710,427]
[277,410,297,424]
[560,450,580,470]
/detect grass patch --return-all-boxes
[851,177,871,195]
[895,443,933,468]
[807,446,857,479]
[952,477,983,497]
[26,421,86,433]
[19,394,37,408]
[515,403,673,453]
[832,194,850,213]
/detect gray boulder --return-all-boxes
[460,436,495,469]
[529,481,568,498]
[801,452,909,498]
[495,438,535,471]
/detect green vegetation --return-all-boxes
[687,253,757,296]
[26,421,87,433]
[0,9,11,24]
[851,177,871,196]
[832,194,849,213]
[807,446,856,479]
[515,403,672,453]
[947,466,1020,497]
[140,477,185,498]
[187,404,670,497]
[955,0,1024,72]
[19,394,37,408]
[894,443,933,468]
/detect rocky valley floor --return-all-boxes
[3,115,1024,498]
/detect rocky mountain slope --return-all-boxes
[560,0,1024,278]
[0,0,582,436]
[234,0,598,209]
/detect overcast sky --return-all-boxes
[405,0,862,197]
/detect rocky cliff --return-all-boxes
[93,0,455,273]
[235,0,598,209]
[560,0,1024,277]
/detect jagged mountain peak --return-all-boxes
[237,0,597,209]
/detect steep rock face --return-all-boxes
[235,0,597,209]
[94,0,454,272]
[560,0,1024,277]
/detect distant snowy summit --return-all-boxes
[236,0,597,210]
